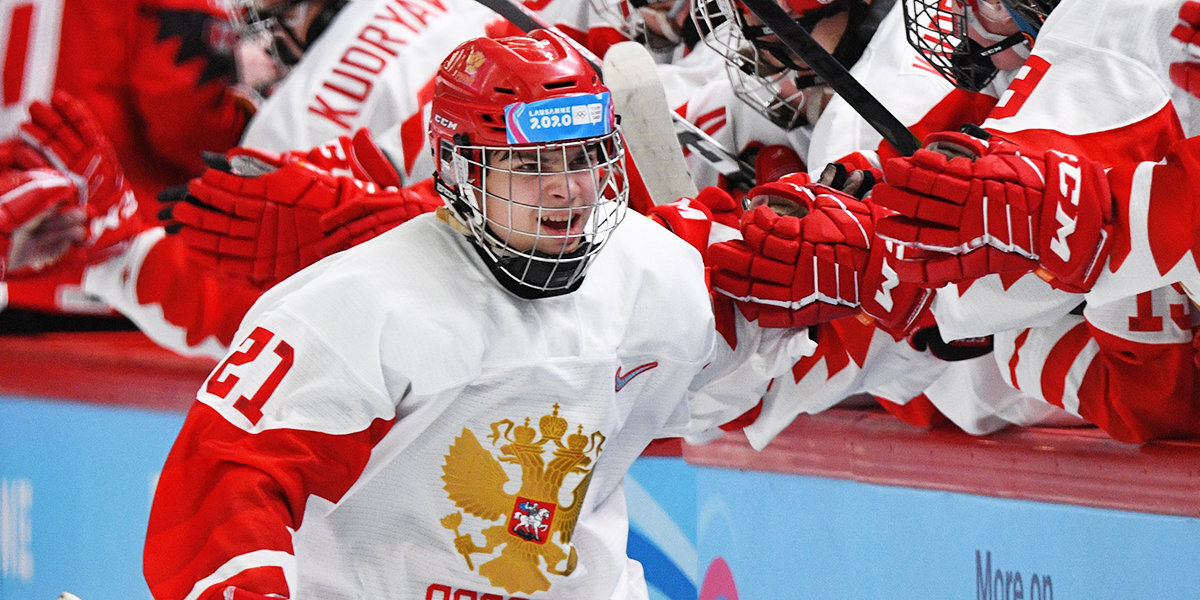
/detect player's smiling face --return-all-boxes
[482,145,600,255]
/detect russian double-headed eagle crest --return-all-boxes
[440,404,606,594]
[451,49,486,85]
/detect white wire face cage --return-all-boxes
[440,129,630,298]
[224,0,325,77]
[692,0,818,130]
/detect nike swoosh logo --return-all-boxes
[615,361,659,392]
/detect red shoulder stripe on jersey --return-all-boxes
[692,107,727,137]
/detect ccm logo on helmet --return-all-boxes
[434,114,459,131]
[1048,151,1082,263]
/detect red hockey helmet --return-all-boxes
[429,31,628,298]
[429,30,612,148]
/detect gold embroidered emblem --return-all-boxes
[441,404,605,594]
[464,49,486,75]
[451,49,487,85]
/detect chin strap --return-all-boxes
[436,207,592,300]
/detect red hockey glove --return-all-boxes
[20,91,122,206]
[163,158,378,287]
[219,127,402,188]
[646,186,740,257]
[0,168,86,277]
[0,137,51,171]
[318,177,442,254]
[300,127,402,188]
[872,131,1114,293]
[1171,1,1200,98]
[708,173,932,335]
[18,91,142,261]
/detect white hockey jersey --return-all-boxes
[143,212,812,600]
[805,0,958,172]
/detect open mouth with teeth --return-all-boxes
[528,207,592,254]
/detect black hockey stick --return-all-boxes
[470,0,756,188]
[740,0,922,156]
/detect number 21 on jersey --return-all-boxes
[205,326,295,425]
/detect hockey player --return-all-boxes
[0,0,247,204]
[881,0,1197,335]
[25,0,633,354]
[0,0,250,322]
[856,0,1200,442]
[141,31,808,600]
[693,0,1113,442]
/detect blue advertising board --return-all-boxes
[6,391,1200,600]
[0,396,182,600]
[693,466,1200,599]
